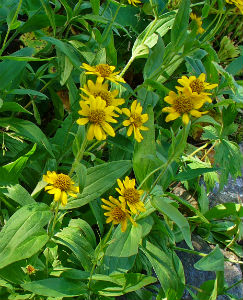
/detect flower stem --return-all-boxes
[49,201,60,237]
[0,0,23,56]
[69,133,88,177]
[201,140,218,161]
[189,142,209,157]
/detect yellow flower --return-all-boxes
[116,176,145,214]
[81,63,125,84]
[176,73,218,103]
[77,96,118,140]
[127,0,142,6]
[80,77,125,113]
[43,171,79,206]
[162,88,208,125]
[122,100,149,143]
[190,13,205,34]
[101,196,136,232]
[26,265,36,275]
[226,0,243,14]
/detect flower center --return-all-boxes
[95,64,112,77]
[131,113,143,128]
[190,79,204,94]
[111,206,126,222]
[174,95,194,114]
[93,90,113,106]
[123,188,140,204]
[89,109,106,124]
[54,174,71,191]
[26,265,36,275]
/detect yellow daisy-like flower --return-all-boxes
[176,73,218,103]
[43,171,79,206]
[81,63,125,84]
[116,176,145,214]
[162,88,208,125]
[190,13,205,34]
[122,100,149,143]
[101,196,136,232]
[127,0,142,6]
[77,96,117,141]
[80,77,125,113]
[226,0,243,14]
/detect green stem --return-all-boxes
[224,279,243,292]
[0,0,23,56]
[101,3,122,44]
[87,224,114,297]
[49,201,60,237]
[120,15,158,77]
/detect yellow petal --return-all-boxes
[182,113,190,124]
[165,112,180,122]
[61,191,68,206]
[54,189,61,201]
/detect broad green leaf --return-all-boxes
[75,163,87,195]
[204,203,243,220]
[55,219,95,271]
[201,125,219,140]
[133,106,157,190]
[65,160,132,209]
[141,240,185,300]
[60,56,73,85]
[152,196,193,249]
[0,102,32,114]
[90,0,100,15]
[0,118,54,156]
[21,278,87,297]
[0,184,35,206]
[105,223,142,257]
[143,35,165,80]
[171,0,190,50]
[98,255,136,275]
[194,245,224,271]
[0,203,51,269]
[0,261,27,284]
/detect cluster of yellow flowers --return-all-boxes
[190,13,205,34]
[162,73,218,125]
[102,176,145,232]
[226,0,243,14]
[77,63,149,143]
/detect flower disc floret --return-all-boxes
[101,196,136,232]
[116,176,145,214]
[176,73,218,103]
[122,100,149,143]
[43,171,79,206]
[77,96,118,140]
[80,77,125,112]
[162,88,208,125]
[81,63,125,84]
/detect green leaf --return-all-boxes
[0,184,35,206]
[0,47,34,90]
[0,102,32,114]
[42,37,81,70]
[201,125,219,140]
[65,160,132,209]
[21,278,87,297]
[143,35,165,80]
[105,223,142,257]
[0,118,54,156]
[152,196,193,249]
[92,273,157,297]
[171,0,190,50]
[0,203,51,269]
[168,124,190,160]
[133,106,157,190]
[8,88,47,98]
[90,0,100,15]
[141,240,185,300]
[194,245,224,271]
[75,163,87,195]
[0,144,36,184]
[40,0,56,36]
[204,203,243,220]
[55,219,95,271]
[175,167,218,181]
